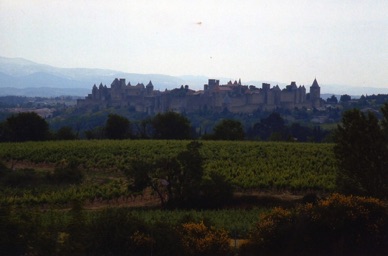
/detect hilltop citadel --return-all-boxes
[77,78,322,114]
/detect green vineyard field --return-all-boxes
[0,140,338,237]
[0,140,337,191]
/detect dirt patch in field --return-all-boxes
[5,160,56,171]
[83,196,161,210]
[79,190,309,210]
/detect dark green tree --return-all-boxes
[0,206,28,255]
[334,108,388,198]
[0,122,11,142]
[5,112,49,141]
[126,141,202,208]
[200,171,234,209]
[135,117,153,139]
[84,126,105,140]
[381,103,388,138]
[48,160,84,185]
[289,123,312,141]
[105,114,131,139]
[125,141,233,209]
[55,126,78,140]
[212,119,245,140]
[152,111,191,140]
[339,94,351,103]
[326,95,338,104]
[252,112,286,140]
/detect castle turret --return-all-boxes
[111,78,124,100]
[146,81,154,95]
[120,78,126,87]
[92,84,98,99]
[208,79,219,91]
[310,78,321,107]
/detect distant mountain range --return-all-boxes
[0,56,387,97]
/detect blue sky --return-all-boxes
[1,0,387,88]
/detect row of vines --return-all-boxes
[1,140,337,206]
[0,140,337,190]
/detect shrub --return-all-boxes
[200,171,234,209]
[241,194,388,255]
[48,159,83,184]
[84,208,147,256]
[0,206,28,255]
[0,167,41,187]
[178,221,232,256]
[144,222,183,256]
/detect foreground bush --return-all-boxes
[241,194,388,256]
[0,206,233,255]
[48,159,84,184]
[178,221,232,256]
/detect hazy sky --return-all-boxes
[1,0,387,87]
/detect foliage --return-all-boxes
[334,107,388,198]
[340,94,352,102]
[0,168,40,187]
[381,103,388,137]
[0,140,338,193]
[48,159,84,184]
[178,221,232,256]
[134,117,153,139]
[125,141,231,209]
[84,208,148,255]
[105,113,132,139]
[326,95,338,104]
[0,206,28,255]
[54,126,78,140]
[241,194,388,256]
[0,205,242,255]
[200,171,234,209]
[2,112,49,142]
[211,119,245,140]
[152,111,192,139]
[4,193,386,255]
[251,112,287,141]
[247,111,331,142]
[0,122,11,142]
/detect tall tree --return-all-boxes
[105,114,131,139]
[55,126,78,140]
[125,141,233,209]
[381,103,388,138]
[5,112,49,141]
[339,94,351,103]
[252,112,286,140]
[326,95,338,104]
[152,111,191,140]
[212,119,245,140]
[334,108,388,198]
[125,141,203,208]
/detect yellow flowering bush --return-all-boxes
[240,194,387,255]
[178,221,232,256]
[130,231,155,250]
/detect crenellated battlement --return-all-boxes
[77,78,321,114]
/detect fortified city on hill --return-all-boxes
[77,78,322,114]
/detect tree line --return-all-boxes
[0,111,329,142]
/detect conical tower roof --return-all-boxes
[146,80,154,88]
[311,78,319,87]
